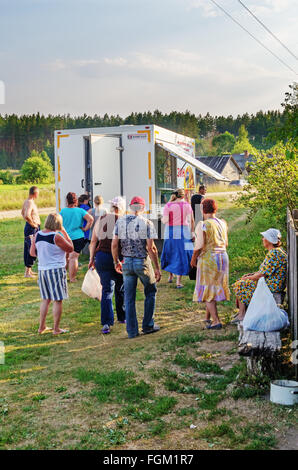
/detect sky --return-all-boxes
[0,0,297,117]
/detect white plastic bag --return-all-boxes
[81,268,102,301]
[243,277,289,332]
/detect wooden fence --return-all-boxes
[287,208,298,379]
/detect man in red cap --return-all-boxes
[112,196,161,339]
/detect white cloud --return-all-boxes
[187,0,221,17]
[103,57,128,67]
[45,49,209,80]
[251,0,297,15]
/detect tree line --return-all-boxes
[0,108,288,169]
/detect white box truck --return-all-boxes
[54,124,227,215]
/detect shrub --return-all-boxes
[0,170,14,184]
[237,141,298,228]
[20,156,53,183]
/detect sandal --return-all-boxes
[206,323,222,330]
[38,327,53,334]
[53,329,69,335]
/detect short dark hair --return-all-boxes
[66,192,78,206]
[78,194,89,205]
[202,198,217,214]
[29,186,38,195]
[199,185,206,191]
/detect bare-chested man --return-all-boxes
[21,186,40,278]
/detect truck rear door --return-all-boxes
[90,134,123,203]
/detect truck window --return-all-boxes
[155,145,177,191]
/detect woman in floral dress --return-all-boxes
[233,228,287,322]
[191,199,230,330]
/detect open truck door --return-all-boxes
[90,134,123,203]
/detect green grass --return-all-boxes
[0,205,296,450]
[124,396,178,422]
[160,332,205,352]
[173,352,223,374]
[196,392,224,410]
[0,183,55,211]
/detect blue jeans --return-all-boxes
[122,256,157,338]
[95,251,125,326]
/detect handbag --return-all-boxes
[188,265,197,281]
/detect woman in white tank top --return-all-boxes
[30,213,74,335]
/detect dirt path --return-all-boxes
[0,192,239,220]
[277,428,298,450]
[0,206,56,220]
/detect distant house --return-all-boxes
[230,151,254,177]
[196,155,242,185]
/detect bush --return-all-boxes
[20,156,53,183]
[237,141,298,227]
[0,170,14,184]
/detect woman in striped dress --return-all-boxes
[30,213,74,335]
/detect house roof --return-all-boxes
[196,155,242,174]
[231,153,254,171]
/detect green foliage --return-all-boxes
[212,131,236,155]
[0,170,14,184]
[0,109,288,168]
[269,82,298,146]
[237,141,298,226]
[20,155,53,183]
[232,125,257,155]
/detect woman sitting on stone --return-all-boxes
[232,228,287,322]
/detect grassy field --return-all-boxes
[0,184,55,211]
[0,183,242,213]
[0,198,297,450]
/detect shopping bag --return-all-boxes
[243,277,289,332]
[81,268,102,301]
[188,265,197,281]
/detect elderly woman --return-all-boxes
[30,213,74,335]
[191,199,230,330]
[233,228,287,322]
[60,192,93,282]
[88,196,126,334]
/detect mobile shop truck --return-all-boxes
[54,124,226,234]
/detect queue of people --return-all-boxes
[22,185,288,338]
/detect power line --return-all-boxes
[237,0,298,61]
[209,0,298,75]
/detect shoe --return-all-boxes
[101,324,110,334]
[176,285,184,289]
[230,318,240,325]
[142,324,160,335]
[206,323,222,330]
[118,320,126,324]
[128,333,140,339]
